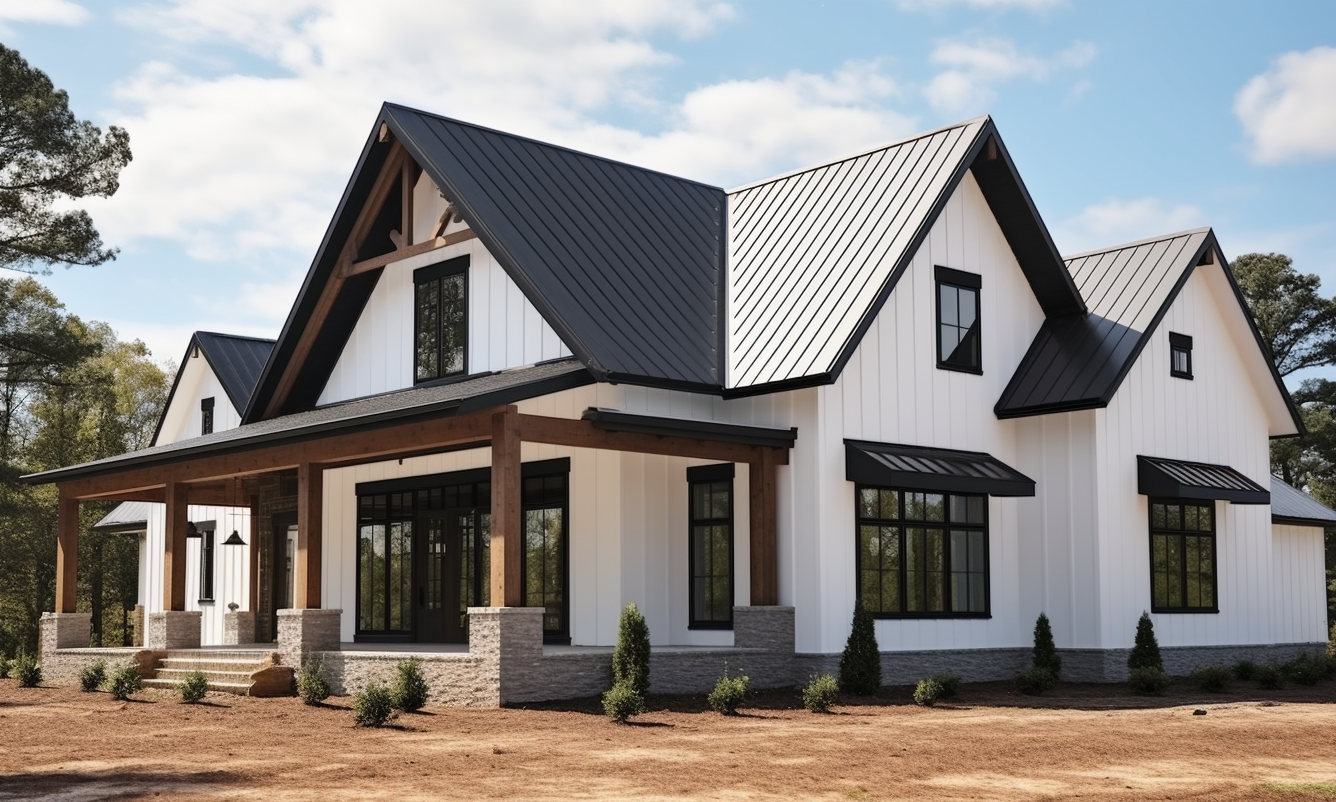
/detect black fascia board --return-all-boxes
[844,439,1035,497]
[279,266,385,414]
[1137,455,1270,505]
[581,408,797,449]
[1271,514,1336,528]
[721,371,835,399]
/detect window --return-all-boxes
[936,266,981,373]
[855,487,988,617]
[1149,500,1217,612]
[1170,332,1193,379]
[523,472,568,638]
[198,527,215,602]
[357,492,415,636]
[688,464,734,629]
[414,255,469,383]
[201,397,214,436]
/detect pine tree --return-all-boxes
[1032,612,1061,677]
[1128,611,1163,672]
[611,602,651,697]
[839,602,881,695]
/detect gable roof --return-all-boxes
[245,104,726,420]
[151,332,276,446]
[726,115,1084,391]
[995,227,1302,435]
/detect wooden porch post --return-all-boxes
[295,463,324,609]
[490,407,523,607]
[55,489,79,613]
[749,448,779,606]
[248,494,261,612]
[164,481,189,611]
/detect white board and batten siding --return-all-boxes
[1271,524,1328,645]
[155,354,241,446]
[139,503,253,646]
[318,173,571,406]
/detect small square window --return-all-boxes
[935,266,982,374]
[1169,332,1193,379]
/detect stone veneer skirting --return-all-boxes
[146,611,203,650]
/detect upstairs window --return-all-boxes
[1170,332,1193,379]
[936,266,981,374]
[414,255,469,383]
[201,397,214,436]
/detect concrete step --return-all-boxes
[162,649,278,662]
[154,667,256,684]
[143,677,254,696]
[143,648,292,697]
[158,657,276,673]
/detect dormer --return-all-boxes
[152,332,275,446]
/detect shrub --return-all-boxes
[913,677,944,707]
[0,654,11,679]
[1128,667,1170,695]
[931,673,961,699]
[708,669,750,716]
[15,653,41,688]
[839,602,881,695]
[1233,659,1258,681]
[297,657,330,706]
[601,679,646,723]
[802,674,839,713]
[391,658,430,712]
[611,603,651,698]
[180,671,209,704]
[1014,667,1056,695]
[1255,662,1286,690]
[1128,612,1163,673]
[79,660,107,693]
[353,682,396,727]
[1283,653,1326,687]
[1032,612,1061,678]
[1190,665,1232,693]
[108,664,143,700]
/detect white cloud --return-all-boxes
[898,0,1065,11]
[924,37,1094,115]
[1235,46,1336,165]
[1052,198,1208,255]
[0,0,89,25]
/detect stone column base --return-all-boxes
[734,605,795,650]
[223,610,257,645]
[146,611,203,650]
[276,608,342,666]
[468,606,544,706]
[39,612,91,659]
[132,605,145,647]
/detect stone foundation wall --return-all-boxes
[145,611,203,650]
[1059,642,1330,682]
[795,646,1032,686]
[276,609,342,667]
[321,651,495,706]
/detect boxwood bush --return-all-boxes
[391,658,430,712]
[1128,667,1170,695]
[913,677,944,707]
[802,674,839,713]
[1232,659,1258,681]
[353,682,396,727]
[108,664,143,700]
[1014,667,1056,695]
[601,679,645,723]
[180,671,209,704]
[297,657,331,706]
[1190,665,1231,693]
[1255,662,1285,690]
[15,654,41,688]
[707,670,750,716]
[79,660,107,693]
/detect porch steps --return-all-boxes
[142,649,293,697]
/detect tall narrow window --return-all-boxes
[936,266,982,373]
[198,528,215,602]
[201,397,214,436]
[523,472,568,640]
[688,464,734,629]
[1170,332,1193,379]
[1149,500,1217,612]
[414,255,469,383]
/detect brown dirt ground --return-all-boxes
[3,677,1336,801]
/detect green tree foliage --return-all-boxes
[1128,612,1163,673]
[611,602,650,697]
[839,602,881,695]
[1032,611,1060,678]
[0,45,131,273]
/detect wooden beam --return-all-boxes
[749,450,779,606]
[344,228,477,278]
[378,122,391,143]
[164,481,189,612]
[490,407,522,607]
[514,413,789,465]
[401,159,418,248]
[248,494,261,613]
[55,491,79,614]
[294,462,324,609]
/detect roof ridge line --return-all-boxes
[1063,226,1213,262]
[194,331,278,344]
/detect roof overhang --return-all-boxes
[845,440,1035,497]
[1137,455,1269,504]
[582,408,797,449]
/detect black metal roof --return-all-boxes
[92,500,152,532]
[583,407,797,448]
[844,439,1035,497]
[1270,475,1336,526]
[1137,455,1269,504]
[150,332,276,447]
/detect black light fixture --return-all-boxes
[223,530,247,546]
[186,521,201,539]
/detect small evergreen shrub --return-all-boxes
[15,653,41,688]
[1283,653,1326,686]
[1190,665,1232,692]
[391,658,430,712]
[1255,663,1286,690]
[1014,667,1056,695]
[296,657,330,706]
[707,669,750,716]
[839,603,881,695]
[79,660,107,693]
[931,673,961,699]
[1128,612,1163,673]
[802,674,839,713]
[180,671,209,704]
[1233,659,1258,681]
[0,654,12,679]
[353,682,396,727]
[1032,612,1061,678]
[913,677,944,707]
[108,664,143,700]
[601,679,646,723]
[611,603,651,698]
[1128,667,1170,695]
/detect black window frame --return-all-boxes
[687,463,734,630]
[1169,332,1193,380]
[1148,498,1219,614]
[201,397,214,436]
[854,485,991,619]
[413,255,470,385]
[935,266,982,374]
[198,525,215,603]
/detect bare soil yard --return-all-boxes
[3,677,1336,801]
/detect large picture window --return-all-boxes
[855,487,988,617]
[1150,500,1217,612]
[936,266,982,373]
[414,255,469,383]
[688,463,733,629]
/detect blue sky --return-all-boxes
[4,0,1335,384]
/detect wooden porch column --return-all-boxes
[55,490,79,613]
[749,448,779,606]
[490,407,523,607]
[164,481,189,611]
[248,494,261,612]
[295,463,324,609]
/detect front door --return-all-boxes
[270,512,298,642]
[414,508,490,643]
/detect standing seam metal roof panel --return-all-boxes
[1271,476,1336,525]
[193,332,276,414]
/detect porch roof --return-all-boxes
[1136,455,1270,505]
[844,439,1036,497]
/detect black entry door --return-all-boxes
[416,508,490,643]
[414,513,447,643]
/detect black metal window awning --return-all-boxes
[1137,455,1269,504]
[845,439,1035,497]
